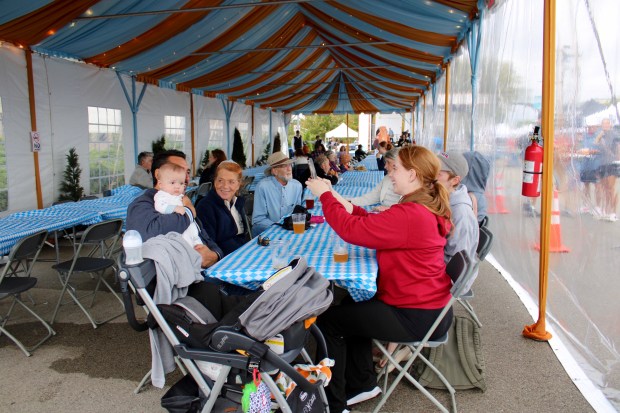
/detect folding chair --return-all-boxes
[457,226,494,328]
[373,250,478,413]
[193,182,212,205]
[0,230,56,356]
[50,219,124,328]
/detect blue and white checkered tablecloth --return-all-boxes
[335,171,384,188]
[247,173,265,191]
[303,186,379,216]
[0,208,101,255]
[205,223,377,302]
[110,185,144,197]
[243,165,268,177]
[359,156,379,171]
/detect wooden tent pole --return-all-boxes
[443,62,450,152]
[25,50,43,209]
[523,0,555,342]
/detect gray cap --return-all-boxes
[437,151,469,178]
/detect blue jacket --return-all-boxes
[126,188,223,258]
[195,189,248,257]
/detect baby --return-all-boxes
[154,163,203,247]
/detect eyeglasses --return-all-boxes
[257,235,270,246]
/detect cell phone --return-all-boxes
[307,160,318,179]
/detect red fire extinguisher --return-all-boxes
[522,126,543,197]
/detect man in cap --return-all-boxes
[437,151,479,266]
[252,152,303,235]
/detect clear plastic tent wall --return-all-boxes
[417,0,620,408]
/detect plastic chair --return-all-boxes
[50,219,124,328]
[0,230,56,356]
[373,251,478,413]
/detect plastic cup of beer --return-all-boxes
[305,195,315,210]
[292,213,306,234]
[333,235,349,263]
[270,239,289,269]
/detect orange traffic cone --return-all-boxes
[534,189,570,252]
[487,172,510,214]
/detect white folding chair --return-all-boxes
[373,251,479,413]
[0,230,56,356]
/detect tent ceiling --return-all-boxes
[0,0,480,114]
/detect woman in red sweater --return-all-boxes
[306,145,453,413]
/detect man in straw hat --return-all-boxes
[252,152,303,235]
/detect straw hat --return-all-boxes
[264,152,295,176]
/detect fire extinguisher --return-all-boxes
[522,126,543,197]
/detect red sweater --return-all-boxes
[321,192,452,309]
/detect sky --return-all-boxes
[493,0,620,105]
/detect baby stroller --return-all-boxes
[118,255,333,413]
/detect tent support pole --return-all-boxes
[523,0,555,342]
[116,72,147,164]
[443,62,450,152]
[190,93,196,176]
[221,99,234,157]
[25,50,43,209]
[251,107,255,166]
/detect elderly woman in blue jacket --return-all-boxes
[196,160,249,256]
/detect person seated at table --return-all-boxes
[126,149,222,269]
[314,154,339,185]
[339,153,353,172]
[376,141,393,175]
[252,152,302,235]
[196,161,249,257]
[154,163,204,248]
[306,145,453,413]
[354,144,366,161]
[293,148,309,165]
[437,151,478,265]
[199,148,226,185]
[461,151,491,224]
[326,151,341,175]
[349,148,400,210]
[129,151,154,189]
[311,142,326,160]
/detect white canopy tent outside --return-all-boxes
[584,104,620,126]
[325,123,358,139]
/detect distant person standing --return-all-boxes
[293,130,303,151]
[595,118,620,221]
[129,151,154,189]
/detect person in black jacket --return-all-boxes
[199,148,226,185]
[196,161,249,256]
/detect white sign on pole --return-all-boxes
[31,131,41,152]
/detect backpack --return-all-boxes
[413,315,486,391]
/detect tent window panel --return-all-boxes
[87,106,125,194]
[165,115,186,151]
[0,98,6,211]
[209,119,224,150]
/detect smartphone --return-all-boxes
[308,160,318,179]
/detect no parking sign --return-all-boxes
[30,131,40,152]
